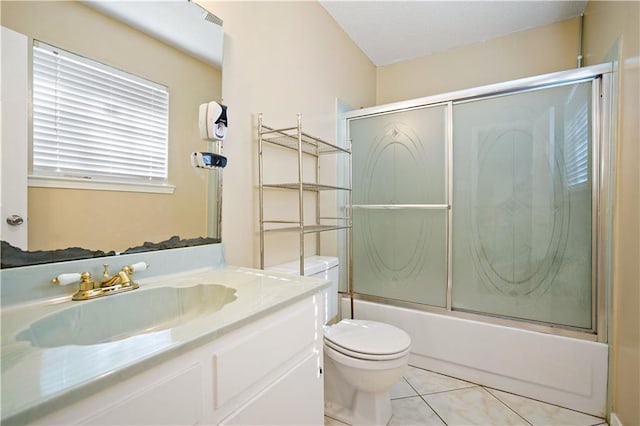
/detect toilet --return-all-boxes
[324,319,411,425]
[267,257,412,426]
[266,256,340,324]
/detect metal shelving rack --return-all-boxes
[258,113,351,275]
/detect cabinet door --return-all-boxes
[220,353,323,426]
[213,296,318,408]
[0,26,29,249]
[82,364,204,425]
[34,362,206,426]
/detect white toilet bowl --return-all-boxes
[323,319,411,426]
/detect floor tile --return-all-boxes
[486,388,606,426]
[324,415,349,426]
[423,386,529,426]
[389,396,445,426]
[390,377,418,399]
[325,366,608,426]
[403,366,475,395]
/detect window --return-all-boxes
[564,87,590,187]
[32,41,170,189]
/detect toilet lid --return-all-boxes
[324,319,411,356]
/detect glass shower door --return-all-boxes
[451,81,594,329]
[350,105,448,306]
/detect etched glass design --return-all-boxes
[350,106,447,306]
[353,209,447,305]
[451,82,593,329]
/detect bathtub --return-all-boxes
[342,297,608,417]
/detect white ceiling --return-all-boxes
[320,1,587,66]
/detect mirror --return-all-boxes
[0,0,223,267]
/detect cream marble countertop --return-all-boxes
[1,265,330,424]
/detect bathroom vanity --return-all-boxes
[1,244,328,425]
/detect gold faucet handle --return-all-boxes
[102,264,110,280]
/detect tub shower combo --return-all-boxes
[342,64,615,416]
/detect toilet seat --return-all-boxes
[324,319,411,361]
[324,344,410,372]
[325,339,410,361]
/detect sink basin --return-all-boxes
[16,284,237,348]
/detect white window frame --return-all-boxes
[29,40,174,194]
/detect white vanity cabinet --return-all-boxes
[32,294,324,426]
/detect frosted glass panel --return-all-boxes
[452,82,593,329]
[353,209,447,306]
[350,105,447,307]
[351,106,446,205]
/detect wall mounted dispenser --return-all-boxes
[191,152,227,169]
[199,101,228,141]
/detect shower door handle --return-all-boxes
[351,204,450,210]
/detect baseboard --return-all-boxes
[610,412,623,426]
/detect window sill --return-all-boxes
[28,175,175,194]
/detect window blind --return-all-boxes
[564,94,590,187]
[32,41,169,184]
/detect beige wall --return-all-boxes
[199,1,376,267]
[583,2,640,425]
[376,17,580,104]
[2,0,636,420]
[1,1,222,252]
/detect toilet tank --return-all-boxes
[266,256,339,324]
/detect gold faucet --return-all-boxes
[100,264,132,288]
[52,262,148,301]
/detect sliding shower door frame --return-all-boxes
[344,63,613,343]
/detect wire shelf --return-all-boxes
[262,182,351,192]
[260,125,350,155]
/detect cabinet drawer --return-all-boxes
[213,296,318,408]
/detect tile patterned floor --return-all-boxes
[325,366,608,426]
